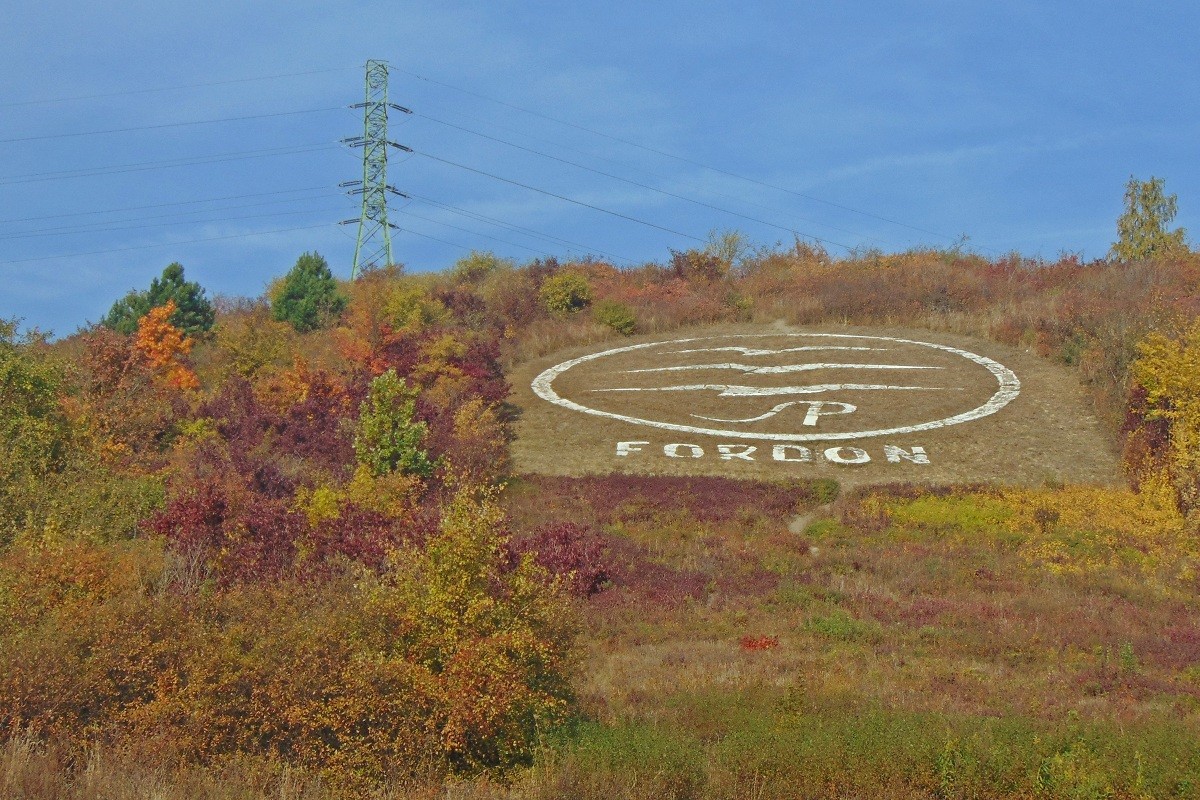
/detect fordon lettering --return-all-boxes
[615,441,929,465]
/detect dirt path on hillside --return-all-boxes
[506,322,1122,489]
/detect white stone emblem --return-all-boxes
[531,333,1020,442]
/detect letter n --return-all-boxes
[884,445,929,464]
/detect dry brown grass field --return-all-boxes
[509,322,1122,489]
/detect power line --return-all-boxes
[0,143,337,187]
[414,106,896,248]
[415,150,705,243]
[417,111,853,250]
[0,204,343,242]
[405,192,636,263]
[396,227,480,253]
[0,67,358,109]
[398,208,555,257]
[0,186,332,225]
[0,106,345,144]
[394,66,972,246]
[0,223,336,265]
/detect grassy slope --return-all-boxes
[500,476,1200,799]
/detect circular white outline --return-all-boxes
[531,333,1021,442]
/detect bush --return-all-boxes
[0,322,71,539]
[538,272,591,315]
[353,369,433,478]
[509,522,610,597]
[1,489,579,788]
[593,300,636,335]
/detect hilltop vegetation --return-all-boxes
[2,208,1200,796]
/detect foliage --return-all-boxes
[12,227,1200,795]
[353,369,433,478]
[593,299,636,335]
[102,262,215,336]
[439,396,510,486]
[133,301,199,390]
[271,252,348,333]
[509,522,609,597]
[0,321,68,480]
[384,283,449,332]
[704,228,751,272]
[0,488,578,786]
[669,247,728,283]
[1111,175,1189,261]
[1132,319,1200,516]
[204,303,297,381]
[362,486,577,773]
[0,321,70,538]
[449,250,514,285]
[538,271,591,315]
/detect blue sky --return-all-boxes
[1,1,1196,336]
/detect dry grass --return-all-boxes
[0,737,517,800]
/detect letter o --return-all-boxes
[823,446,870,465]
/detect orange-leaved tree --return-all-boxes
[134,301,199,390]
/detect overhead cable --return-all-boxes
[415,150,705,243]
[0,204,343,242]
[0,143,337,186]
[0,67,357,109]
[0,186,332,225]
[417,112,852,251]
[394,66,970,245]
[0,106,345,144]
[405,192,636,263]
[0,223,336,265]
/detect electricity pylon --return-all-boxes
[340,59,411,279]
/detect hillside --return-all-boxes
[2,242,1199,798]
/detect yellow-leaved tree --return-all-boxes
[1132,319,1200,519]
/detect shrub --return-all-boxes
[509,522,609,597]
[0,322,71,539]
[449,251,513,285]
[593,299,636,335]
[538,272,591,315]
[353,369,433,478]
[0,492,579,786]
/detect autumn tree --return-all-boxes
[271,251,348,333]
[1110,176,1189,261]
[134,301,199,390]
[0,320,69,537]
[103,262,215,336]
[354,369,433,477]
[1132,320,1200,517]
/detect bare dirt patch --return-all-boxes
[508,322,1122,488]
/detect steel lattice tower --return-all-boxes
[340,59,411,279]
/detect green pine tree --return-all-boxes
[102,262,215,335]
[271,252,348,333]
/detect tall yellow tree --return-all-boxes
[1132,319,1200,516]
[1111,176,1189,261]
